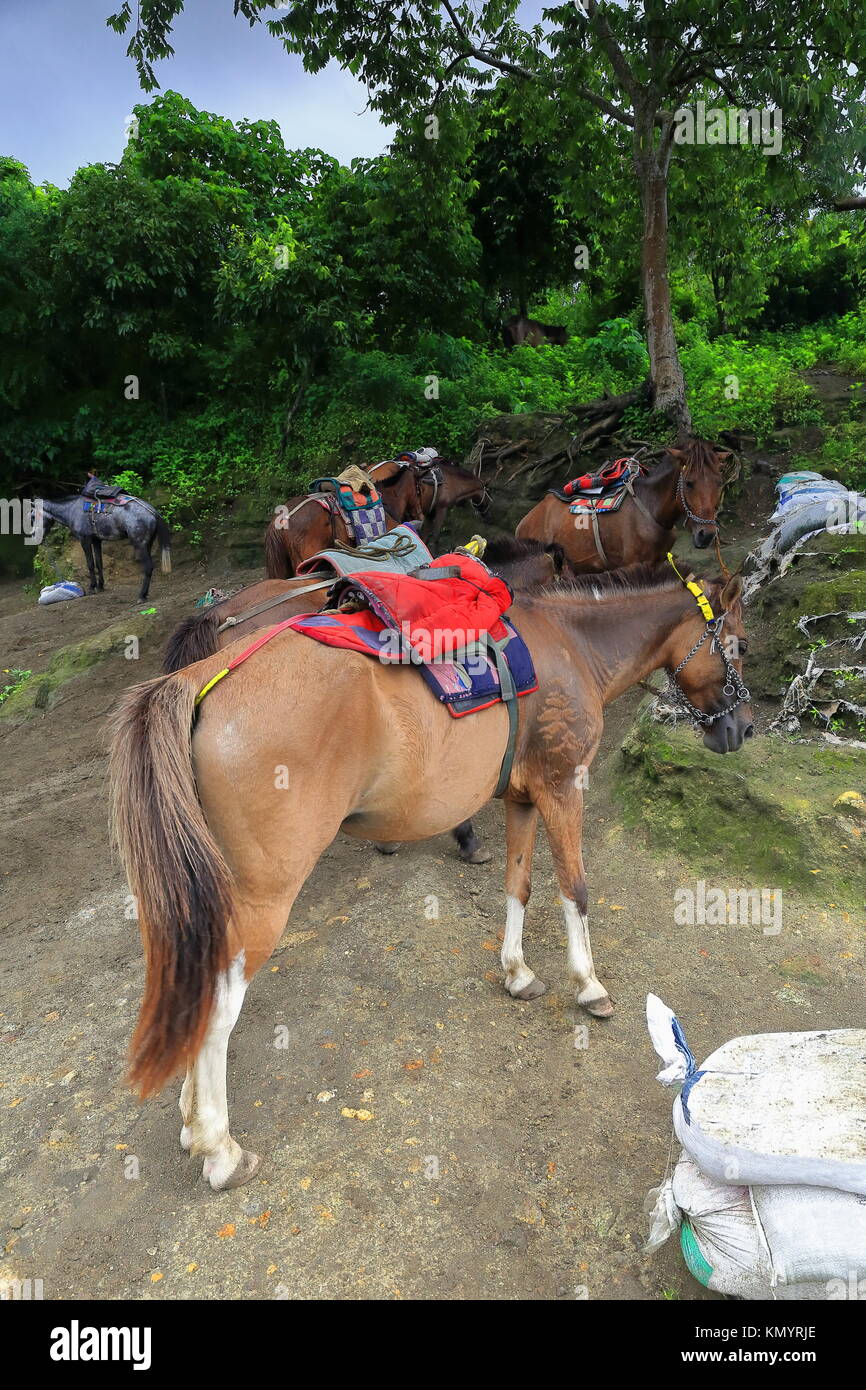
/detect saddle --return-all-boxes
[549,456,643,514]
[309,465,387,543]
[90,484,131,502]
[286,553,537,795]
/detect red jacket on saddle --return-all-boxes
[334,552,513,662]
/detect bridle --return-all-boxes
[676,467,718,531]
[665,553,750,728]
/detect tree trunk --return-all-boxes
[711,269,729,336]
[634,110,692,441]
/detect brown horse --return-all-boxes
[412,460,492,550]
[515,439,731,573]
[264,461,423,578]
[111,561,751,1189]
[503,315,569,349]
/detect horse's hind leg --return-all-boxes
[535,786,613,1017]
[134,541,155,601]
[180,893,292,1191]
[501,800,544,999]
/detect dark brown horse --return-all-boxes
[264,461,424,578]
[412,459,492,550]
[503,315,569,349]
[111,561,750,1189]
[515,439,731,573]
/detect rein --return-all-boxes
[217,575,333,633]
[663,553,750,728]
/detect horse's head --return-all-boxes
[481,536,564,591]
[667,572,754,753]
[667,441,732,549]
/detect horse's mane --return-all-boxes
[678,437,724,477]
[523,561,710,607]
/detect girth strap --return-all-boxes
[488,633,519,798]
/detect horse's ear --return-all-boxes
[715,450,733,463]
[721,573,743,607]
[666,447,686,461]
[546,542,566,576]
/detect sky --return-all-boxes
[0,0,548,187]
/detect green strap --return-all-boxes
[487,634,518,798]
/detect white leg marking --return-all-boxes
[562,897,608,1005]
[502,894,537,995]
[179,1066,194,1150]
[186,953,249,1188]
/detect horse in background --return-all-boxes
[413,459,492,549]
[516,439,732,573]
[35,493,171,601]
[503,315,569,349]
[264,461,422,578]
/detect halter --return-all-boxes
[664,553,750,728]
[676,467,718,530]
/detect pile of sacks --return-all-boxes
[645,995,866,1299]
[746,470,866,594]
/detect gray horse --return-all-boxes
[37,494,172,601]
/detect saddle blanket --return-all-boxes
[82,492,132,512]
[309,485,387,543]
[285,552,537,717]
[297,523,431,579]
[549,457,642,514]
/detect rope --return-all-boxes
[331,532,418,562]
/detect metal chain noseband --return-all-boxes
[676,468,718,529]
[666,612,751,727]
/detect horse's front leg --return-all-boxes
[92,538,105,591]
[535,785,614,1017]
[80,537,98,593]
[501,799,545,999]
[452,818,492,864]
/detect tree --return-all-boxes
[108,1,866,438]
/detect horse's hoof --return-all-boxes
[583,994,615,1018]
[373,841,400,855]
[515,978,546,1001]
[461,845,492,865]
[206,1149,261,1191]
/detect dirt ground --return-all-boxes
[2,473,864,1302]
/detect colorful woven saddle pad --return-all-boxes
[549,457,641,514]
[285,553,537,719]
[309,473,388,543]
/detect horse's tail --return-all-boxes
[155,513,172,574]
[264,520,291,579]
[109,670,232,1095]
[162,608,221,673]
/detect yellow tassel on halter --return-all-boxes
[461,534,487,557]
[667,551,715,622]
[195,667,230,707]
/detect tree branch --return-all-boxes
[581,0,640,101]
